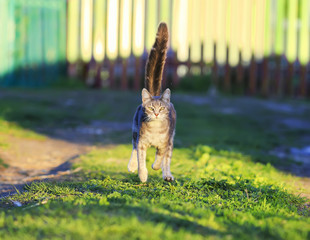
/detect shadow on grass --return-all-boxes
[0,89,309,177]
[1,171,308,239]
[1,89,309,239]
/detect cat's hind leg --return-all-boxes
[162,141,174,182]
[128,148,138,173]
[152,148,165,170]
[138,143,148,182]
[128,132,138,173]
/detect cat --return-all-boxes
[127,22,176,183]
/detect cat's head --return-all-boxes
[141,88,171,121]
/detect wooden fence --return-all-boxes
[67,0,310,98]
[0,0,66,87]
[0,0,309,98]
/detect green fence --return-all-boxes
[0,0,66,87]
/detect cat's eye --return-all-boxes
[159,107,165,111]
[148,107,154,111]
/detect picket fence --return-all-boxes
[0,0,309,97]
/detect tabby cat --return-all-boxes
[127,22,176,183]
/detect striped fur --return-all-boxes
[145,22,169,96]
[128,22,176,183]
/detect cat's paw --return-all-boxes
[152,163,161,170]
[139,168,148,183]
[128,162,138,173]
[128,150,138,173]
[163,174,174,182]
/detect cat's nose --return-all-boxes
[155,113,159,117]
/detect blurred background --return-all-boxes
[0,0,309,98]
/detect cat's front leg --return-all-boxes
[137,143,148,182]
[162,141,174,182]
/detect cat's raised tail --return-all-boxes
[145,22,169,96]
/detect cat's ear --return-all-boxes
[142,88,152,104]
[161,88,171,103]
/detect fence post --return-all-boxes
[274,56,283,97]
[261,57,269,97]
[236,52,244,94]
[134,56,141,90]
[286,62,294,97]
[93,62,102,88]
[249,56,257,95]
[108,60,115,88]
[224,47,231,93]
[212,44,218,89]
[299,65,308,98]
[121,59,128,90]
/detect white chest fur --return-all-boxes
[141,119,169,147]
[147,119,165,128]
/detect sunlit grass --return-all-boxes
[0,89,309,239]
[0,118,45,141]
[1,144,309,239]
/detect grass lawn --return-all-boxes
[0,89,309,239]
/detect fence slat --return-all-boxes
[81,0,93,62]
[215,0,226,65]
[107,0,119,60]
[44,7,59,64]
[299,0,310,97]
[176,0,188,62]
[0,1,9,78]
[298,0,310,66]
[254,0,266,61]
[1,0,309,98]
[132,0,145,57]
[119,0,132,58]
[93,0,106,62]
[239,0,251,65]
[145,0,157,50]
[67,0,80,63]
[203,0,214,63]
[58,0,67,62]
[286,0,298,63]
[228,0,240,67]
[188,0,201,63]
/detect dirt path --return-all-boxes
[1,132,309,200]
[0,134,91,197]
[0,90,309,200]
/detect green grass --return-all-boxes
[0,118,45,140]
[0,89,310,239]
[1,145,309,239]
[0,118,45,149]
[0,158,8,169]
